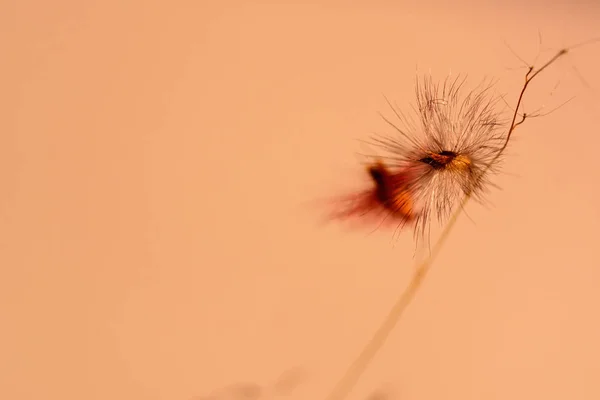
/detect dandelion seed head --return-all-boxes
[336,74,510,241]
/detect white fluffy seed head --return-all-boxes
[369,74,510,238]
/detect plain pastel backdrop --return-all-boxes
[2,1,600,399]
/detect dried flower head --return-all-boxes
[330,75,508,240]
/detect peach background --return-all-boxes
[2,1,600,399]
